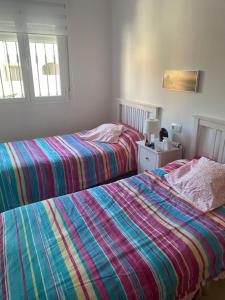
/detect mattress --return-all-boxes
[0,160,224,300]
[0,125,143,212]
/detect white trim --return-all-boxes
[193,115,225,128]
[23,33,35,101]
[17,32,30,103]
[192,115,225,163]
[0,97,28,104]
[117,98,161,110]
[31,95,69,103]
[57,35,70,100]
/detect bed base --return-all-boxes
[193,273,225,299]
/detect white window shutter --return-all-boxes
[0,0,68,35]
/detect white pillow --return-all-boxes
[80,123,125,143]
[165,157,225,212]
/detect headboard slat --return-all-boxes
[192,115,225,163]
[218,132,225,163]
[117,99,161,133]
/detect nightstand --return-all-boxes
[136,140,182,174]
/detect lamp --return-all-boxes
[143,119,160,148]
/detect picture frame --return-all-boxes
[162,70,200,92]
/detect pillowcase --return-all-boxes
[80,123,125,143]
[165,157,225,212]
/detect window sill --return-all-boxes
[31,95,70,104]
[0,96,70,104]
[0,98,29,104]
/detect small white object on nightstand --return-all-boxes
[136,140,182,174]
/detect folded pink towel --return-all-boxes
[80,123,125,143]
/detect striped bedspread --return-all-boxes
[0,125,142,212]
[1,161,225,300]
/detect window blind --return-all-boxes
[0,0,67,35]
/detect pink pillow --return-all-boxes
[165,157,225,212]
[80,123,125,143]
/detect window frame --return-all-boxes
[0,32,70,104]
[25,34,70,103]
[0,32,29,104]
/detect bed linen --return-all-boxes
[165,157,225,212]
[0,160,225,300]
[0,125,142,212]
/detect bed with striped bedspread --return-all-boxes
[0,160,224,300]
[0,125,142,212]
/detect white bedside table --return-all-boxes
[136,140,182,174]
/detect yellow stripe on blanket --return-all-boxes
[44,201,98,300]
[6,143,27,205]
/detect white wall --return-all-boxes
[112,0,225,157]
[0,0,112,142]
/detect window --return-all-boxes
[0,32,69,102]
[0,33,24,99]
[28,34,69,101]
[0,0,69,103]
[29,35,61,97]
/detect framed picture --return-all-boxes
[162,70,199,92]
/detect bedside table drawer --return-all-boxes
[136,140,183,174]
[139,147,157,172]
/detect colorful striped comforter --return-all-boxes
[1,161,225,300]
[0,125,142,212]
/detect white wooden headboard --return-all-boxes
[117,99,161,133]
[192,115,225,163]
